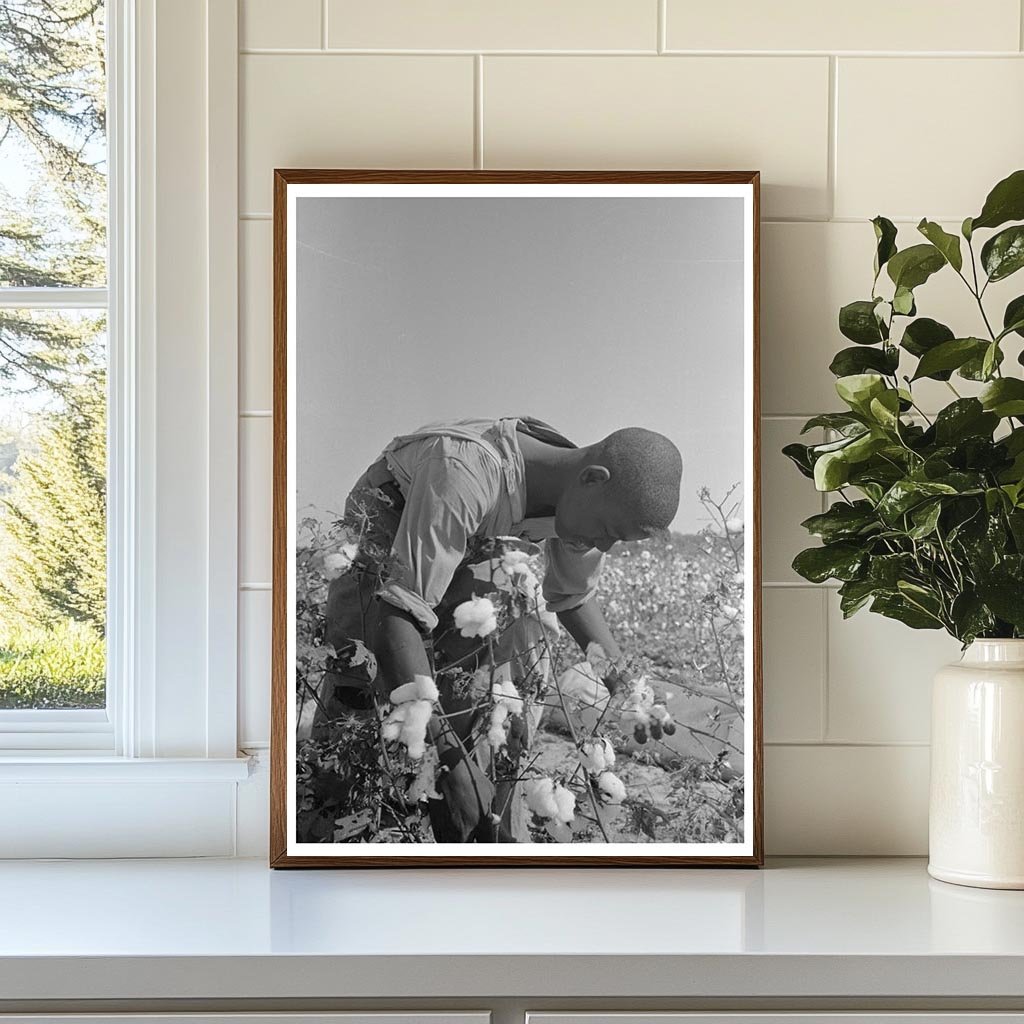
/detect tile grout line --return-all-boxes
[820,587,830,743]
[827,55,838,220]
[657,0,666,54]
[321,0,329,50]
[766,740,931,748]
[237,47,1024,57]
[474,55,484,169]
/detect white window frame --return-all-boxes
[0,0,249,857]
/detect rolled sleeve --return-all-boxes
[542,538,605,614]
[377,444,498,632]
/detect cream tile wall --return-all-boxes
[236,0,1024,854]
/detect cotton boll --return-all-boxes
[501,550,532,574]
[491,673,521,710]
[389,674,439,704]
[381,707,405,743]
[322,541,359,578]
[725,516,743,534]
[649,704,672,726]
[597,771,626,804]
[382,699,433,760]
[488,703,511,750]
[398,699,433,760]
[453,596,498,638]
[554,660,610,734]
[524,777,560,819]
[545,819,573,843]
[580,736,615,774]
[552,783,576,824]
[623,676,656,708]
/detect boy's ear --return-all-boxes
[579,464,611,486]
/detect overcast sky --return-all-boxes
[296,195,746,534]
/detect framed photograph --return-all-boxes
[271,170,762,867]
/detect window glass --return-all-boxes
[0,1,107,711]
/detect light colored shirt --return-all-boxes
[372,417,604,631]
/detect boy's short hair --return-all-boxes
[593,428,682,531]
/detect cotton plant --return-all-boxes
[296,503,748,845]
[620,676,676,745]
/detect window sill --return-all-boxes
[0,755,254,857]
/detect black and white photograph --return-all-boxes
[273,172,761,865]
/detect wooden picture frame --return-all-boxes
[271,170,762,867]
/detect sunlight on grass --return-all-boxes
[0,621,105,709]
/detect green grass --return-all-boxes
[0,620,105,709]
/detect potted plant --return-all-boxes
[785,169,1024,889]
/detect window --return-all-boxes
[0,0,111,747]
[0,0,245,856]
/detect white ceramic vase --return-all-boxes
[929,639,1024,889]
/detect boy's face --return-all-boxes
[554,471,651,553]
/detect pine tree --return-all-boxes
[0,371,105,632]
[0,0,106,395]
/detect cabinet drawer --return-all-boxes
[528,1016,1024,1024]
[0,1016,490,1024]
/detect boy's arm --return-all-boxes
[557,598,628,691]
[373,601,433,696]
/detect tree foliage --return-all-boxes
[0,368,105,632]
[0,1,107,655]
[0,0,106,395]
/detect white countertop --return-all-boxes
[1,856,1023,1002]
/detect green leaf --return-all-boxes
[908,500,942,539]
[980,378,1024,418]
[792,543,866,584]
[800,413,865,435]
[950,592,995,644]
[960,344,1004,381]
[814,450,850,491]
[971,169,1024,232]
[868,553,915,587]
[871,594,943,630]
[887,243,946,291]
[900,317,954,359]
[800,501,879,543]
[829,345,899,378]
[846,431,888,465]
[911,337,988,381]
[1003,295,1024,339]
[891,286,916,316]
[872,216,898,277]
[933,398,999,444]
[838,578,882,618]
[781,442,814,479]
[839,299,887,345]
[868,389,902,430]
[877,479,958,524]
[836,373,886,413]
[917,219,963,272]
[962,216,974,241]
[981,225,1024,282]
[976,578,1024,629]
[982,341,1001,381]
